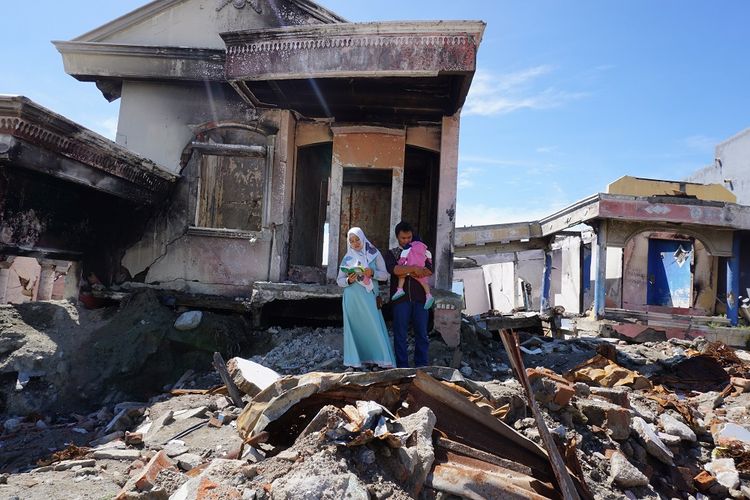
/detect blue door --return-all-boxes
[647,239,693,307]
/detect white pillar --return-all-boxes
[434,113,460,290]
[389,167,404,250]
[0,268,10,304]
[37,262,56,301]
[326,160,344,281]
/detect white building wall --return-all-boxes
[688,128,750,205]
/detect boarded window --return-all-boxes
[197,154,265,231]
[194,126,271,232]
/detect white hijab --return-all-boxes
[341,227,379,292]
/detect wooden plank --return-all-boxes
[500,330,583,500]
[213,352,245,408]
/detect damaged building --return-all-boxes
[456,175,750,344]
[1,0,481,343]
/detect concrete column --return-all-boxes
[592,220,609,320]
[37,262,56,301]
[326,160,344,281]
[434,113,460,290]
[389,167,404,250]
[727,233,741,327]
[0,268,10,304]
[540,250,552,312]
[0,257,16,304]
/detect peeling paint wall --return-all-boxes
[120,109,292,295]
[4,257,40,303]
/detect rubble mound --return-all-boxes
[0,290,254,416]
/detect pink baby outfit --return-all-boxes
[398,241,431,287]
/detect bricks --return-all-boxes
[133,450,176,492]
[527,367,576,407]
[694,470,717,493]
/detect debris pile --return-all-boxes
[4,293,750,498]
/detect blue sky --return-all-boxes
[2,1,749,227]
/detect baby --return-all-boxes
[392,239,434,309]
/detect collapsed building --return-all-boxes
[1,0,481,344]
[455,175,750,344]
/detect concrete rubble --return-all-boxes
[3,294,750,498]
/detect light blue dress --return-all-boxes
[337,253,396,368]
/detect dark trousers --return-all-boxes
[392,300,429,368]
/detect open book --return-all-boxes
[340,264,367,275]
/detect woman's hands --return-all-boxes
[347,268,373,284]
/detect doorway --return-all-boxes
[289,143,332,268]
[647,238,693,307]
[338,168,393,259]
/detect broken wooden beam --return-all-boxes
[212,352,245,408]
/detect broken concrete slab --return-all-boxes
[53,459,96,471]
[705,458,740,490]
[659,413,696,442]
[656,432,681,447]
[227,357,281,397]
[610,451,649,488]
[713,422,750,446]
[92,449,142,461]
[396,407,436,496]
[631,417,674,465]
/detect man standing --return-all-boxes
[384,221,433,368]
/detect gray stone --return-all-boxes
[657,432,682,447]
[164,439,189,458]
[705,458,740,490]
[632,417,674,465]
[3,417,22,433]
[610,451,649,488]
[177,453,202,471]
[92,448,141,460]
[574,382,591,397]
[174,311,203,331]
[396,407,437,495]
[659,413,697,442]
[275,449,299,462]
[53,459,96,471]
[271,472,368,500]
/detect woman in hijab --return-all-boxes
[337,227,396,369]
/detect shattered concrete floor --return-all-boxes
[2,292,750,498]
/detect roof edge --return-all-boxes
[72,0,346,44]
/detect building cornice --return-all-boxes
[0,96,177,201]
[53,41,226,82]
[222,21,486,81]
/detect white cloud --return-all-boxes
[683,135,717,154]
[464,66,588,116]
[457,166,483,188]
